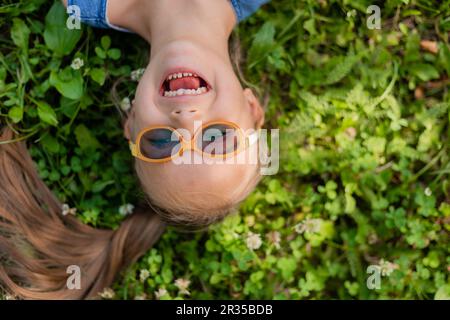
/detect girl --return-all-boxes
[0,0,269,299]
[90,0,269,226]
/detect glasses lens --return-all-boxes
[198,124,240,156]
[140,128,181,160]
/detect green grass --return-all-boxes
[1,0,449,299]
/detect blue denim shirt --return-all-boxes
[67,0,270,32]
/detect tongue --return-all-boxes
[169,76,201,91]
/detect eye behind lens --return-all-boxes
[140,128,181,160]
[199,124,241,156]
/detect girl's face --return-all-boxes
[124,40,264,212]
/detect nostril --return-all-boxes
[172,109,199,116]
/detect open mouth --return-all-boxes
[160,71,211,97]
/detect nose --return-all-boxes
[170,107,203,122]
[169,107,205,138]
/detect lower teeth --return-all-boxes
[164,87,207,97]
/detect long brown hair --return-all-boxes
[0,126,166,299]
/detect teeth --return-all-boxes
[165,72,200,81]
[164,87,208,97]
[163,72,208,97]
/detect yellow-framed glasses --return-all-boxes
[129,120,258,163]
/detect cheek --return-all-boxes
[213,91,248,120]
[131,92,167,134]
[128,107,152,141]
[135,78,153,107]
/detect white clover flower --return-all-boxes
[99,287,115,299]
[294,218,322,234]
[119,203,135,216]
[139,269,150,283]
[174,278,191,296]
[71,57,84,70]
[266,231,281,249]
[154,288,168,300]
[61,204,77,216]
[379,259,399,277]
[424,187,432,196]
[131,68,145,81]
[346,9,357,18]
[134,293,147,300]
[62,204,70,216]
[246,232,262,250]
[120,97,131,112]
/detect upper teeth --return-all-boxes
[164,87,208,97]
[167,72,197,81]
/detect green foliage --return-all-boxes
[1,0,449,300]
[43,1,82,56]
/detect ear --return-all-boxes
[243,88,265,128]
